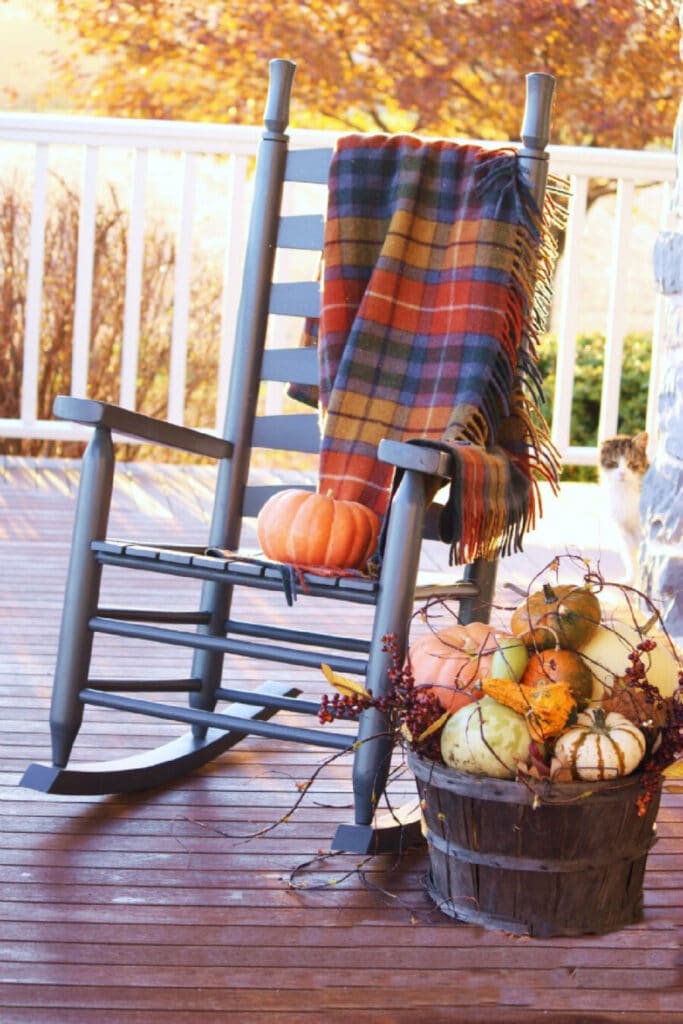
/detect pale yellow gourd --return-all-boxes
[579,618,680,701]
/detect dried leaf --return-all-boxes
[320,662,371,699]
[416,709,450,743]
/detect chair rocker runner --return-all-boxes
[22,59,558,854]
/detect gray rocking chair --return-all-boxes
[22,59,556,853]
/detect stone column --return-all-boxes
[640,4,683,642]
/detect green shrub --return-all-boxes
[537,332,652,481]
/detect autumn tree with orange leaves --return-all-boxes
[43,0,681,149]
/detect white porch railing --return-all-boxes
[0,112,676,466]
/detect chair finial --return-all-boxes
[521,72,555,152]
[264,59,297,134]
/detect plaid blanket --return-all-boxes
[314,133,563,564]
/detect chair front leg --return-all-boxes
[49,426,115,766]
[189,578,234,737]
[351,468,430,827]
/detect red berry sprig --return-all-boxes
[318,633,447,760]
[623,640,683,816]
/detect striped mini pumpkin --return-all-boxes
[552,707,646,781]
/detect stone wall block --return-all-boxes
[640,78,683,641]
[653,233,683,294]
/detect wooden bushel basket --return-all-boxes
[407,752,662,937]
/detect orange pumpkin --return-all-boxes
[409,622,524,713]
[521,648,594,706]
[256,489,379,570]
[511,583,601,651]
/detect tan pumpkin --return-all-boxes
[551,707,646,781]
[409,623,527,714]
[256,489,379,570]
[511,583,601,651]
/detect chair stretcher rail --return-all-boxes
[79,689,354,751]
[88,616,369,675]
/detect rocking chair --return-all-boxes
[22,59,557,853]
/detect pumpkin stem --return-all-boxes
[591,706,608,732]
[542,583,558,604]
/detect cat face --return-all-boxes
[599,432,649,481]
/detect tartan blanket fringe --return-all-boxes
[296,133,567,565]
[417,172,567,564]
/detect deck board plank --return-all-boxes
[0,460,681,1023]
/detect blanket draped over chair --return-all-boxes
[309,133,565,565]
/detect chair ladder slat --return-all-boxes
[277,213,324,250]
[269,280,320,318]
[261,347,318,385]
[251,413,320,453]
[284,147,333,184]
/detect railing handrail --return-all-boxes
[0,111,676,178]
[0,111,264,153]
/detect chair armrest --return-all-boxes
[53,396,233,460]
[378,438,452,478]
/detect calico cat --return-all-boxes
[598,432,649,585]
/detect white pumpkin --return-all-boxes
[440,695,531,779]
[552,707,646,781]
[580,618,680,701]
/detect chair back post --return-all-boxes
[189,59,296,728]
[442,73,556,628]
[517,72,555,207]
[211,58,297,551]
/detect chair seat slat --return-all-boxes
[91,539,383,600]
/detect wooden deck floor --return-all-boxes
[1,458,681,1023]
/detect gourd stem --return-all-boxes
[642,611,659,635]
[542,583,558,604]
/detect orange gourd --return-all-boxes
[521,648,594,706]
[409,623,519,714]
[256,489,379,570]
[482,676,577,742]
